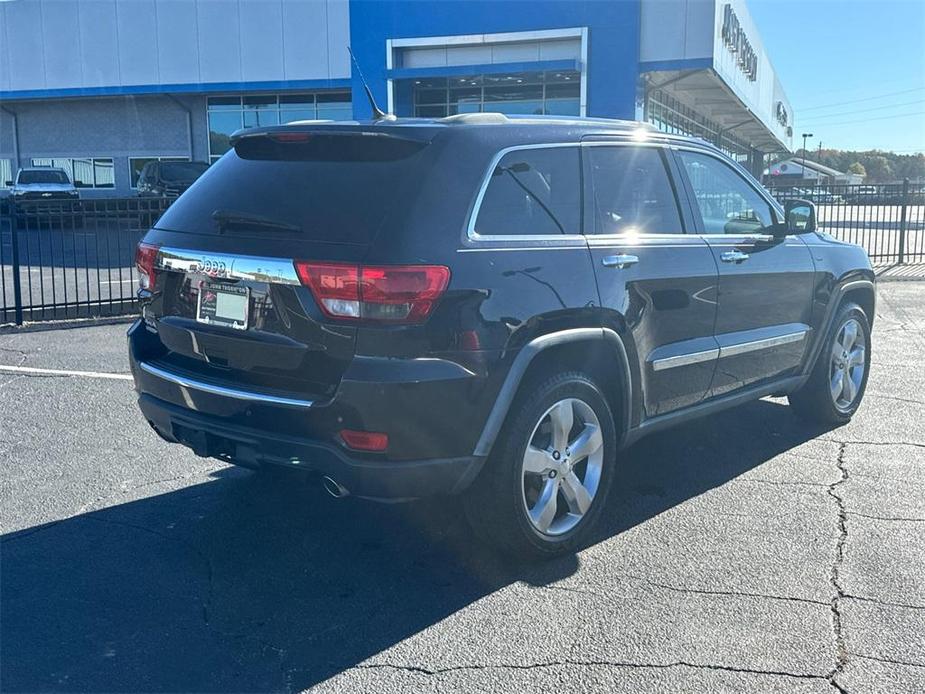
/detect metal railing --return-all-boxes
[1,182,922,325]
[767,180,925,264]
[0,197,173,325]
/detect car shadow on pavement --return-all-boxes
[1,398,832,692]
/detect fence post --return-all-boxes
[898,178,909,265]
[9,203,23,325]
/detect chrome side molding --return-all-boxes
[650,328,808,371]
[651,348,719,372]
[138,361,315,408]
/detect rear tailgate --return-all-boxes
[137,127,433,400]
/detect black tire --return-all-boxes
[789,302,871,425]
[464,371,617,559]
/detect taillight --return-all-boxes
[294,262,450,324]
[135,242,160,291]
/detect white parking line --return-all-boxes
[0,364,133,380]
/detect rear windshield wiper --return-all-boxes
[212,209,302,233]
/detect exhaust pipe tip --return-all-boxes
[321,475,350,499]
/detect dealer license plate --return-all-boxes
[196,282,250,330]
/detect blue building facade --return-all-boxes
[0,0,793,196]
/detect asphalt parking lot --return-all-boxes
[1,282,923,693]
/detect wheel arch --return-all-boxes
[472,328,633,458]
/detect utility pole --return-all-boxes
[801,132,814,182]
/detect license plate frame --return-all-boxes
[196,281,250,330]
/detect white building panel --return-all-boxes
[197,1,242,84]
[42,1,85,89]
[116,0,160,86]
[240,0,285,82]
[79,0,121,87]
[0,0,350,94]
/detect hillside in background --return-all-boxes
[784,149,925,183]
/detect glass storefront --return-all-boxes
[410,70,580,118]
[207,92,353,162]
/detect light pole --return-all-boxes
[801,132,814,182]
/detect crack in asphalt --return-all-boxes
[79,514,215,626]
[732,477,829,489]
[849,653,925,669]
[844,594,925,611]
[351,659,834,682]
[825,442,850,693]
[539,577,829,608]
[0,346,28,365]
[864,393,925,406]
[846,511,925,523]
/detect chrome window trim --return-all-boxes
[138,361,315,409]
[466,142,583,242]
[155,246,301,286]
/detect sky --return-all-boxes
[749,0,925,154]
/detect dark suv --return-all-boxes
[129,114,874,557]
[137,160,210,197]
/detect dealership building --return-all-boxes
[0,0,794,197]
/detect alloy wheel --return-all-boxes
[521,397,604,536]
[830,318,866,412]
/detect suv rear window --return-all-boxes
[473,147,581,236]
[154,132,429,244]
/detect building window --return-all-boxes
[1,159,12,188]
[410,71,580,118]
[129,157,189,188]
[31,157,115,188]
[207,92,352,162]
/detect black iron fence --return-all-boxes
[0,197,173,325]
[767,180,925,264]
[1,182,923,325]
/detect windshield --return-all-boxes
[160,162,210,182]
[155,133,430,244]
[18,169,70,185]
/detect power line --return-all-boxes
[801,110,925,128]
[799,86,925,112]
[799,98,925,122]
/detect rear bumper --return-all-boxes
[127,320,495,499]
[138,392,484,499]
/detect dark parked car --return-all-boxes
[137,160,210,197]
[129,114,874,557]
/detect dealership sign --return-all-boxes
[721,4,758,82]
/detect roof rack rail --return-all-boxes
[438,112,658,129]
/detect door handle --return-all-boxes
[720,250,750,264]
[602,254,639,269]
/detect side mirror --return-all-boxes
[784,199,816,234]
[4,181,12,187]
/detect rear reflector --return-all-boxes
[339,429,389,452]
[135,242,160,291]
[294,261,449,324]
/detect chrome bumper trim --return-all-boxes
[138,361,315,408]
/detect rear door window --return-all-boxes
[473,147,581,236]
[585,146,684,235]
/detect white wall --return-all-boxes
[640,0,714,63]
[0,0,351,93]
